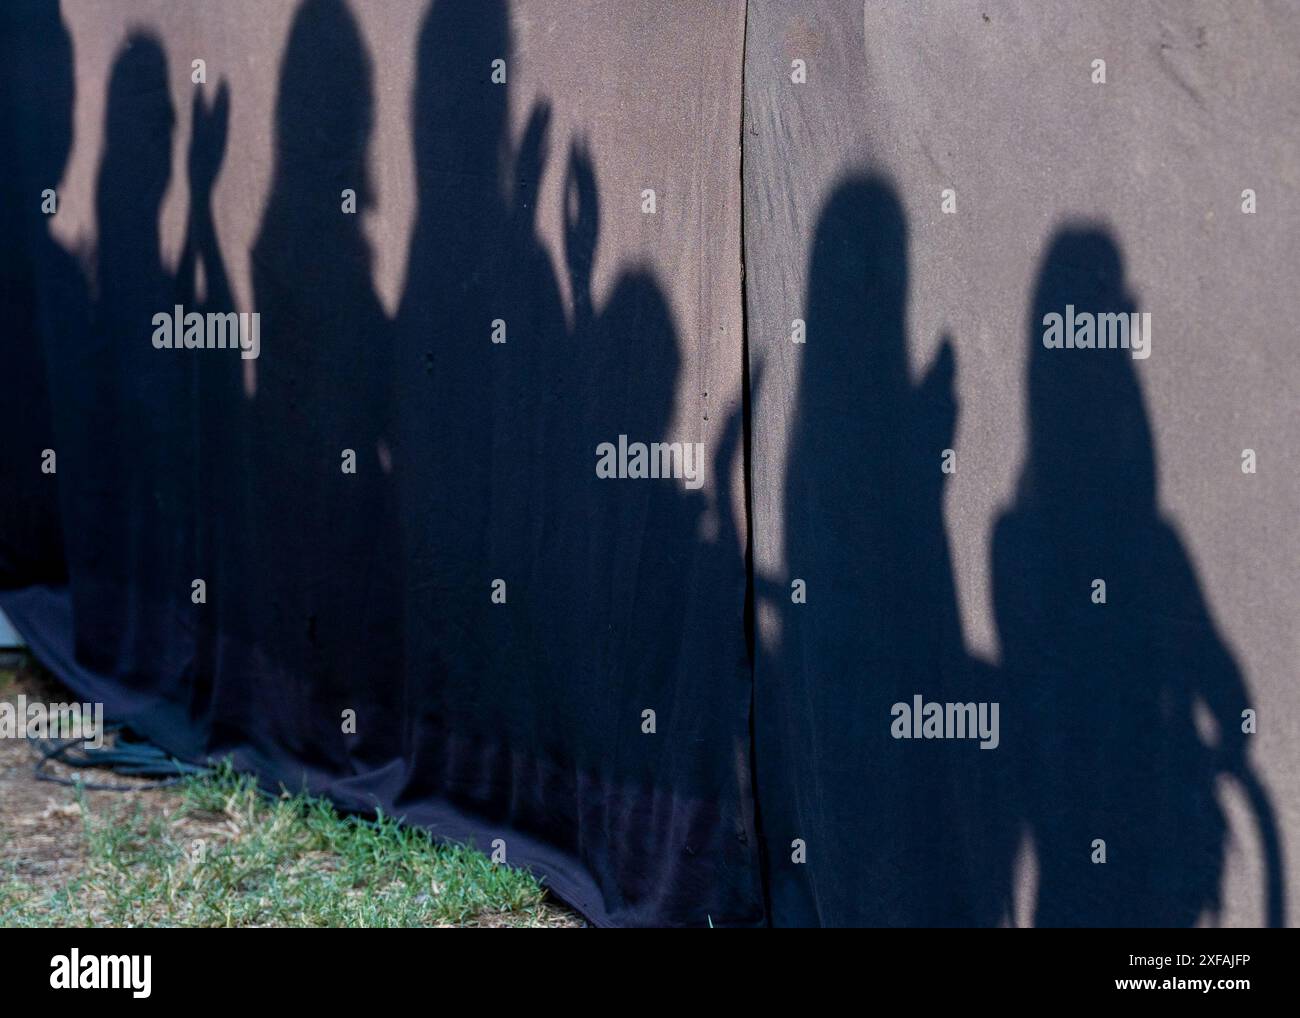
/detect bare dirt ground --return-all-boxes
[0,661,161,892]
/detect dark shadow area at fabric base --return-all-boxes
[991,228,1283,928]
[1,0,762,928]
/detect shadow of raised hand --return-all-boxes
[179,80,232,312]
[189,81,229,205]
[510,99,551,233]
[563,137,599,326]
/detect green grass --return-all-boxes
[1,761,565,928]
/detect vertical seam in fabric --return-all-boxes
[737,0,773,927]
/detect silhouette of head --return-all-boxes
[806,178,911,401]
[414,0,510,194]
[1024,228,1156,511]
[5,0,74,194]
[97,34,173,265]
[274,0,373,197]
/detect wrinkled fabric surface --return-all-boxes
[744,1,1298,927]
[2,0,1297,927]
[1,0,758,928]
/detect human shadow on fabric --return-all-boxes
[993,228,1284,927]
[394,0,760,925]
[240,0,403,784]
[0,0,85,588]
[760,175,1016,926]
[171,77,239,731]
[61,33,204,714]
[394,0,564,773]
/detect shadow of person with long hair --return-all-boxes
[395,0,567,795]
[761,175,1015,925]
[245,0,401,787]
[68,34,200,712]
[993,227,1283,926]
